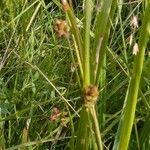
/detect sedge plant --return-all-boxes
[59,0,150,150]
[60,0,117,149]
[1,0,149,149]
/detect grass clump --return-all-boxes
[0,0,150,150]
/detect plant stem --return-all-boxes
[64,1,84,63]
[62,0,84,80]
[113,3,150,150]
[90,105,103,150]
[95,0,116,85]
[83,0,93,87]
[75,107,91,150]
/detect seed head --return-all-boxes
[54,19,69,38]
[127,34,133,46]
[84,85,99,106]
[130,15,138,29]
[133,43,139,55]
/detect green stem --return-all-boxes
[99,54,106,130]
[65,3,84,63]
[83,0,93,87]
[67,38,82,87]
[90,105,103,150]
[63,1,84,80]
[75,107,91,150]
[113,3,150,150]
[94,1,117,130]
[95,0,117,85]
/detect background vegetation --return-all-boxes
[0,0,150,149]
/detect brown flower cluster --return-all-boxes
[83,85,99,105]
[54,19,69,38]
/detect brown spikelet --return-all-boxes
[53,19,69,38]
[84,85,99,106]
[61,0,69,11]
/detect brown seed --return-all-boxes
[54,19,69,38]
[84,85,99,104]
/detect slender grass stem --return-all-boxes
[72,36,84,80]
[61,0,84,80]
[62,0,84,63]
[67,38,82,87]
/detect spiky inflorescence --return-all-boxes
[83,85,99,106]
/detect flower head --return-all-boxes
[130,15,139,29]
[133,43,139,55]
